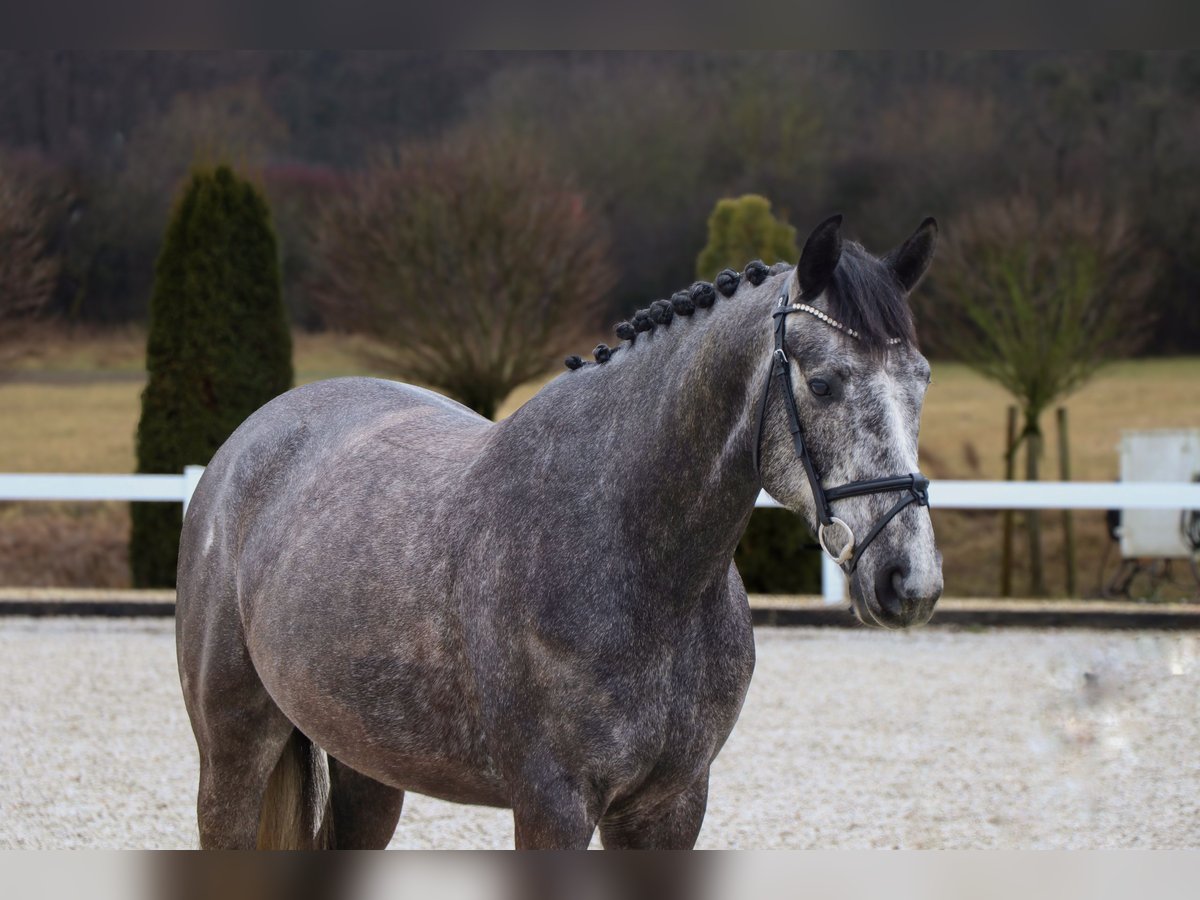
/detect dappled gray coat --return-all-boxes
[175,216,941,849]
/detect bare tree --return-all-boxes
[119,82,289,193]
[924,194,1152,594]
[311,134,613,419]
[0,153,60,360]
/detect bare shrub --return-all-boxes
[923,194,1153,594]
[923,194,1152,403]
[310,134,613,419]
[0,153,61,361]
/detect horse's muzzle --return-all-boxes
[849,561,942,629]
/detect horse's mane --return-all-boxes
[564,246,914,370]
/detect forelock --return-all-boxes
[823,243,916,354]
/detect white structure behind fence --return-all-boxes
[3,469,1199,604]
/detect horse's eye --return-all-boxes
[808,379,831,397]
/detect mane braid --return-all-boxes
[563,267,754,371]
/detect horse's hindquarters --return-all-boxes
[177,378,508,838]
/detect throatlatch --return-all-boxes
[754,285,930,573]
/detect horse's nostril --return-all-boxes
[874,566,906,619]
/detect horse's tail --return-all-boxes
[257,729,335,849]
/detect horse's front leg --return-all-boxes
[509,758,598,849]
[599,773,709,850]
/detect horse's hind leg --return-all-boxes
[328,758,405,848]
[191,668,296,849]
[179,589,297,848]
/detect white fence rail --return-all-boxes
[3,470,1199,605]
[758,481,1200,603]
[0,467,206,511]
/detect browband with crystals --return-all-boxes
[785,303,902,345]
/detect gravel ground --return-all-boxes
[1,618,1197,849]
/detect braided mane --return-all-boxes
[563,260,772,370]
[563,245,914,370]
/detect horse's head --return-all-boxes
[758,215,942,628]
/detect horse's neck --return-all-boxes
[497,284,776,585]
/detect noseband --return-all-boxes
[753,286,930,574]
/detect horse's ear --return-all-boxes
[886,217,938,293]
[795,214,843,299]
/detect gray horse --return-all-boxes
[176,215,942,849]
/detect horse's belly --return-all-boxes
[270,674,510,808]
[364,755,509,808]
[247,614,509,808]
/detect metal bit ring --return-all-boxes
[818,517,855,566]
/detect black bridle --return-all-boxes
[753,286,930,574]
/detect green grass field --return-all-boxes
[3,328,1199,597]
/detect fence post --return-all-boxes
[1001,405,1018,597]
[821,553,846,605]
[182,465,205,515]
[1057,407,1077,597]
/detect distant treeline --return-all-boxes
[2,51,1198,353]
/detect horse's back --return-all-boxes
[179,376,487,595]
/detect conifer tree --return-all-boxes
[696,194,798,282]
[131,165,292,587]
